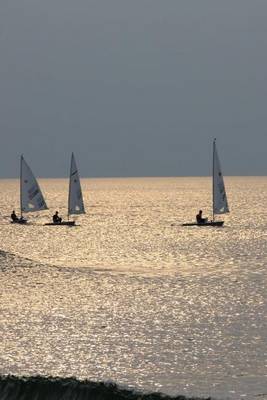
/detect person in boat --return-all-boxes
[196,210,207,224]
[53,211,62,223]
[11,210,19,222]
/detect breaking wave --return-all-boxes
[0,376,212,400]
[0,249,42,271]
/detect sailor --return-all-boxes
[53,211,62,223]
[196,210,207,224]
[11,210,19,222]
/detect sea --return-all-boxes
[0,177,266,400]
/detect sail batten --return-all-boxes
[20,156,48,213]
[68,153,85,216]
[212,140,229,216]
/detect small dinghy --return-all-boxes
[11,155,48,224]
[182,221,224,227]
[182,139,229,227]
[11,218,28,225]
[44,153,85,226]
[44,221,75,226]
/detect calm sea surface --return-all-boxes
[0,177,266,399]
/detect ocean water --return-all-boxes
[0,177,266,400]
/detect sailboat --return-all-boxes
[11,155,48,224]
[182,139,229,227]
[45,153,85,226]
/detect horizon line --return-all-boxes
[0,175,266,180]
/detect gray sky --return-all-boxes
[0,0,267,177]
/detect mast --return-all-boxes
[67,153,73,220]
[212,139,216,222]
[20,155,23,219]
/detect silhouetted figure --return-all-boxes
[196,210,207,224]
[53,211,62,223]
[11,210,19,222]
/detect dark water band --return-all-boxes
[0,376,212,400]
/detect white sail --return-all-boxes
[68,153,85,215]
[20,155,48,213]
[213,140,229,215]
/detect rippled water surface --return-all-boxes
[0,177,266,399]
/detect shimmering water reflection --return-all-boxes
[0,178,266,400]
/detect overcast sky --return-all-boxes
[0,0,267,177]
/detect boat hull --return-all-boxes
[10,219,27,224]
[44,221,75,226]
[182,221,224,227]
